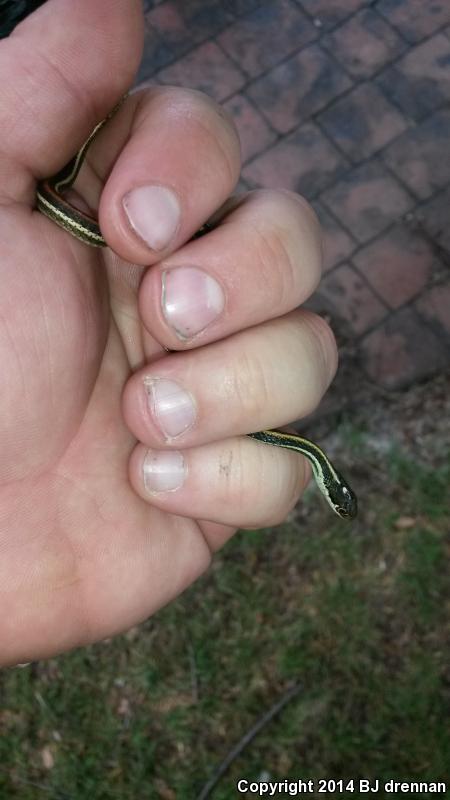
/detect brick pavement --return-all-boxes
[139,0,450,391]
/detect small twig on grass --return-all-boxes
[196,682,302,800]
[187,642,199,703]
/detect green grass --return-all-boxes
[1,441,449,799]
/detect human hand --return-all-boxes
[0,0,337,665]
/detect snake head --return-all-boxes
[329,480,358,520]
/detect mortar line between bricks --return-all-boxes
[354,309,395,340]
[238,89,286,140]
[315,46,420,129]
[146,5,450,126]
[319,216,413,274]
[154,0,418,107]
[152,23,442,145]
[317,251,401,323]
[310,97,450,176]
[214,0,323,81]
[354,292,450,374]
[405,304,450,350]
[236,30,449,148]
[239,119,421,205]
[412,191,450,269]
[260,29,444,125]
[291,0,324,29]
[231,44,358,138]
[227,0,266,21]
[378,154,429,204]
[313,107,433,201]
[313,199,359,252]
[318,2,414,52]
[151,2,320,91]
[318,303,398,365]
[414,300,450,347]
[347,258,403,313]
[325,199,450,291]
[216,35,326,104]
[368,52,450,124]
[307,37,450,136]
[317,178,416,245]
[374,2,449,47]
[144,11,250,83]
[237,46,424,171]
[213,34,265,83]
[312,116,363,169]
[293,0,374,36]
[238,95,359,177]
[316,38,363,88]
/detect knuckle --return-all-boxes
[141,86,240,185]
[304,311,339,387]
[216,438,258,512]
[221,441,307,529]
[255,221,298,310]
[226,350,271,421]
[175,89,241,183]
[246,189,323,306]
[262,456,307,526]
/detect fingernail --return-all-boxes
[162,266,225,340]
[123,185,181,251]
[143,449,186,493]
[144,378,196,439]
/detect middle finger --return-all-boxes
[138,189,322,350]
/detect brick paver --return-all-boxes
[139,0,450,391]
[320,161,414,243]
[312,202,358,273]
[309,263,388,335]
[317,83,408,161]
[242,122,348,196]
[382,107,450,199]
[156,41,245,100]
[418,186,450,254]
[223,93,276,162]
[376,0,450,43]
[360,308,449,389]
[246,44,352,133]
[321,8,406,79]
[217,0,317,78]
[377,33,450,121]
[352,226,436,309]
[415,279,450,338]
[148,1,233,56]
[299,0,371,30]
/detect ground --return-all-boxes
[1,372,448,798]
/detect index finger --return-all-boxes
[98,87,241,262]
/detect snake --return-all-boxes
[36,100,357,520]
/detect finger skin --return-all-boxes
[122,309,337,449]
[0,0,143,200]
[197,520,238,551]
[129,437,312,529]
[99,87,241,263]
[138,189,323,347]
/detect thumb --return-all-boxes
[0,0,143,203]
